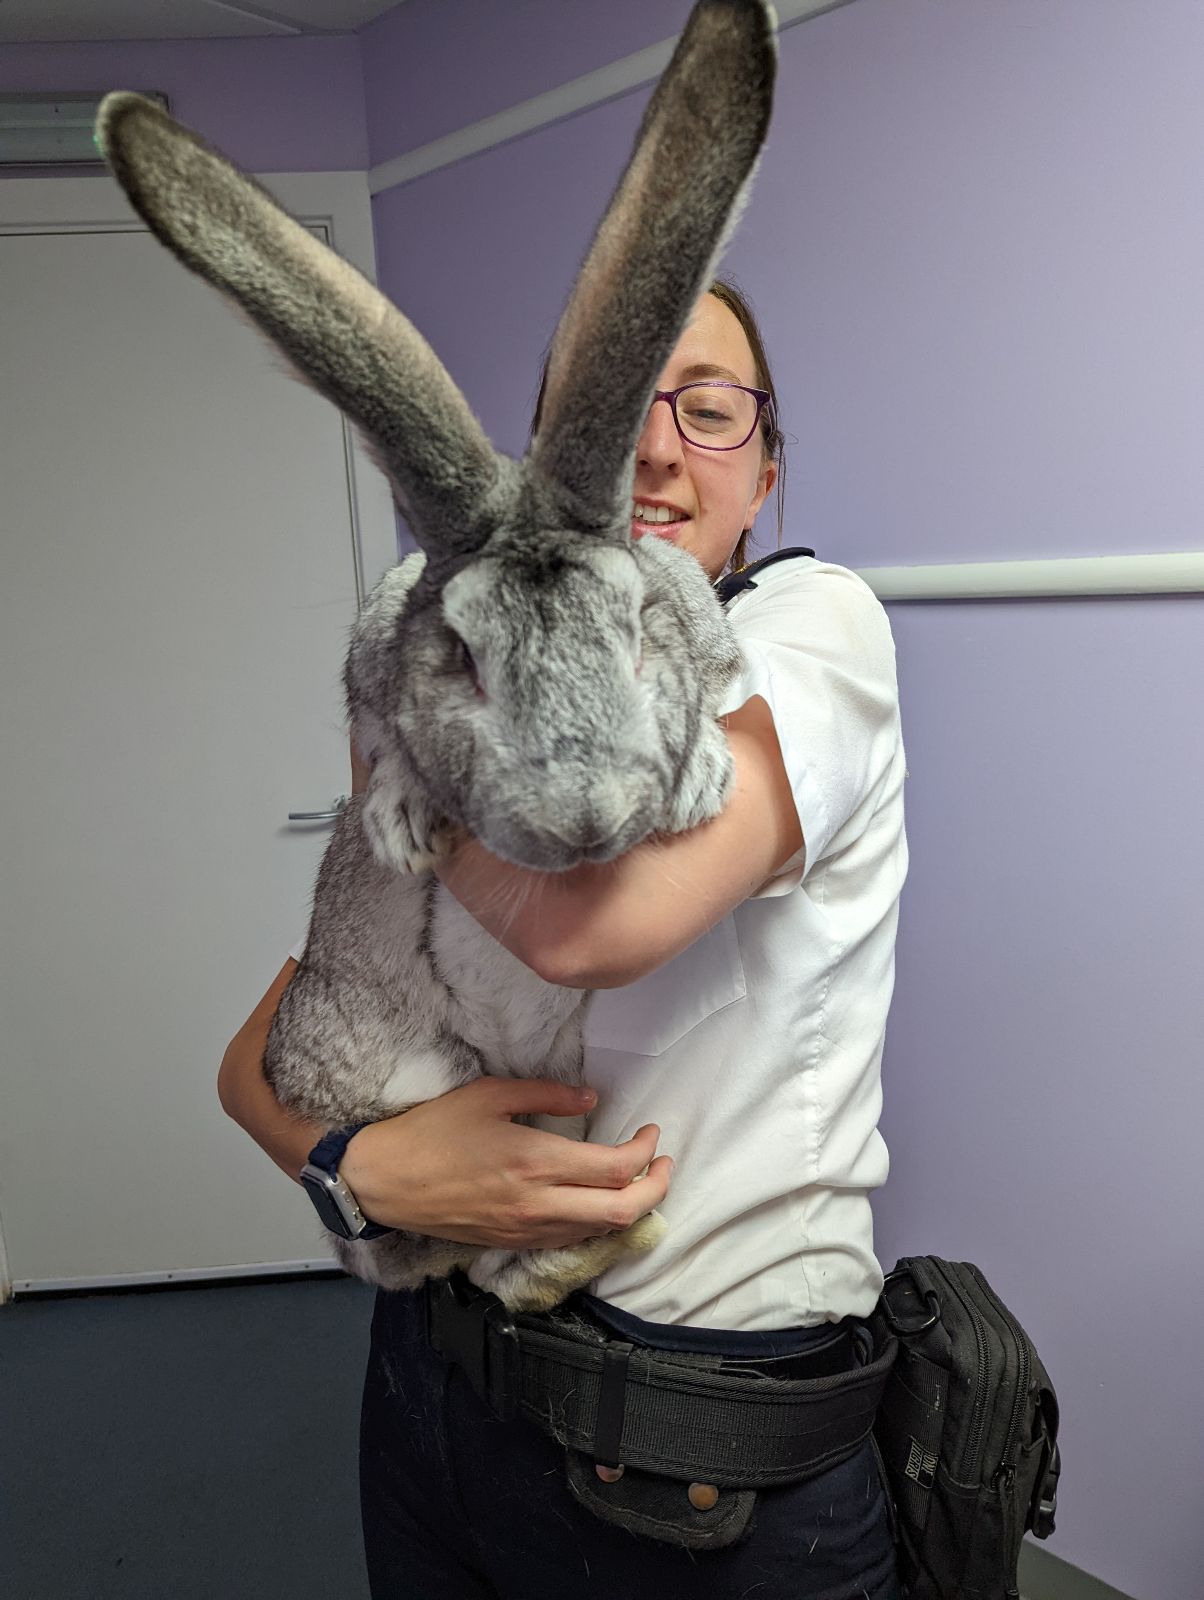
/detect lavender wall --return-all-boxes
[360,0,677,161]
[0,36,367,170]
[5,3,1200,1596]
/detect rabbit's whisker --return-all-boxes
[636,833,700,899]
[466,862,544,946]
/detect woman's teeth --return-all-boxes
[632,503,686,523]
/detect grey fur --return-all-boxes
[96,0,777,1313]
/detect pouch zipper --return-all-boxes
[997,1463,1022,1598]
[925,1260,991,1479]
[966,1264,1033,1595]
[969,1263,1031,1480]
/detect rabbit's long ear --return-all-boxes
[531,0,776,528]
[96,92,499,560]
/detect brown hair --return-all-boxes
[529,278,786,576]
[707,278,786,574]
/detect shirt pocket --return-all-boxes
[583,916,747,1057]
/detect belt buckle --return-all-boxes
[426,1269,519,1421]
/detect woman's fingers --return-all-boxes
[547,1149,676,1236]
[521,1119,665,1185]
[503,1115,674,1233]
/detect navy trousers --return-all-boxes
[359,1284,901,1599]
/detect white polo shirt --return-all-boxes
[581,555,909,1330]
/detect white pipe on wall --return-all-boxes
[854,550,1204,601]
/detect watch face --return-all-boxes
[300,1170,356,1239]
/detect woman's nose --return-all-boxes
[637,395,684,466]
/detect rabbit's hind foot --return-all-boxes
[620,1208,667,1254]
[470,1209,667,1314]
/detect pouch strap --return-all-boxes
[593,1341,634,1470]
[1033,1439,1061,1538]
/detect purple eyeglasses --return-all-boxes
[647,382,772,451]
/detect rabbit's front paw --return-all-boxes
[362,753,444,875]
[668,725,736,833]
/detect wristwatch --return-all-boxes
[299,1123,395,1241]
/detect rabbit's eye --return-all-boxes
[458,638,484,696]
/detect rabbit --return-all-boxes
[95,0,777,1313]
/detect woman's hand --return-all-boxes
[219,962,674,1252]
[339,1077,674,1251]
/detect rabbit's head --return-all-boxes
[96,0,777,872]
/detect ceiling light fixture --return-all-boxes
[0,91,168,166]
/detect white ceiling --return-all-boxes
[0,0,406,45]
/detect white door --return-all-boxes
[0,173,400,1296]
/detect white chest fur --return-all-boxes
[430,884,586,1075]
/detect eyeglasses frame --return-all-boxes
[647,381,773,452]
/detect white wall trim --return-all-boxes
[854,550,1204,601]
[9,1259,339,1297]
[368,0,859,195]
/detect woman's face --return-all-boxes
[630,293,777,582]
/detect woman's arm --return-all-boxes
[349,734,372,797]
[217,956,317,1181]
[435,694,803,988]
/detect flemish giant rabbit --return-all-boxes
[96,0,778,1312]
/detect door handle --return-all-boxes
[287,794,349,823]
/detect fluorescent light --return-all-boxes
[0,92,167,165]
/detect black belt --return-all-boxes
[424,1270,898,1489]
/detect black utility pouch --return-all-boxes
[873,1258,1061,1600]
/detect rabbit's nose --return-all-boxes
[581,835,623,864]
[541,815,617,858]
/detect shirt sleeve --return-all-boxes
[717,562,903,898]
[287,937,307,964]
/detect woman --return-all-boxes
[219,280,908,1598]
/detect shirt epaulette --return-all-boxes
[714,546,816,606]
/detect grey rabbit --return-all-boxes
[96,0,777,1313]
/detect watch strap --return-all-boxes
[304,1122,395,1241]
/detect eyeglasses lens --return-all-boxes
[674,384,758,448]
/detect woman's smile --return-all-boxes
[631,497,692,541]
